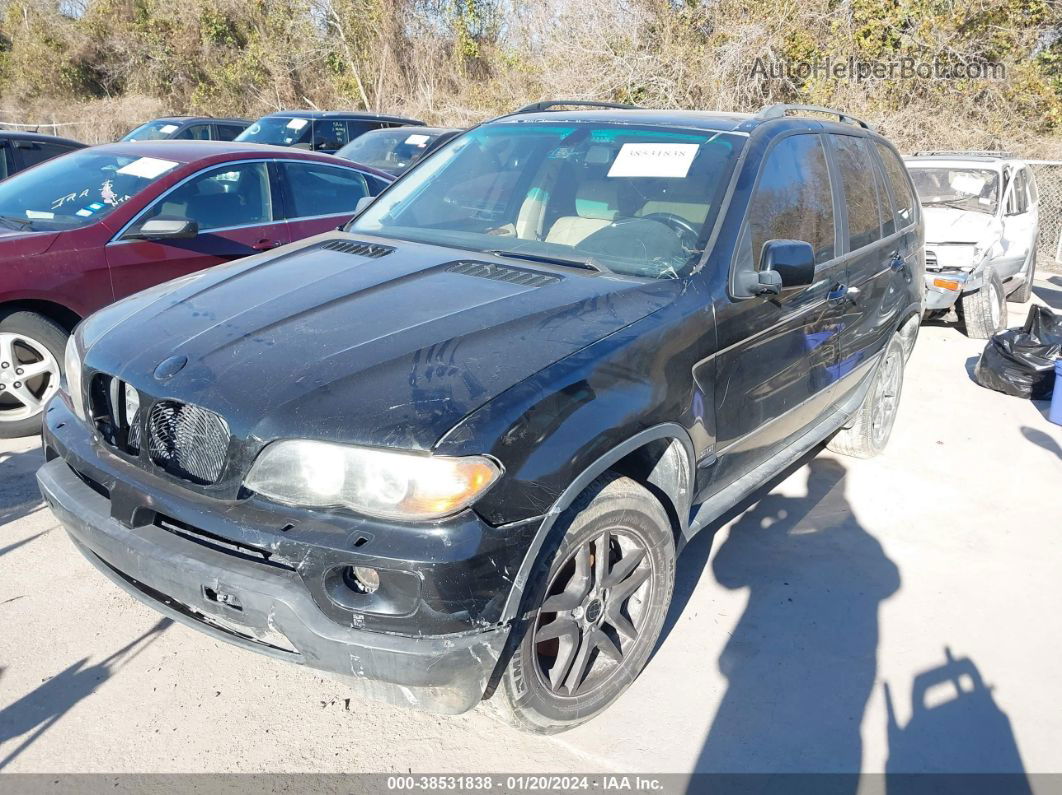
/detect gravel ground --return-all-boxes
[1,277,1060,775]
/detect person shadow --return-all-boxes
[884,647,1031,794]
[0,617,171,770]
[691,457,900,784]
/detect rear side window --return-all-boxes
[280,161,369,218]
[214,124,245,142]
[874,142,917,230]
[16,141,77,169]
[175,124,211,141]
[832,135,881,251]
[1009,168,1029,214]
[747,134,835,266]
[1026,168,1038,204]
[313,120,352,150]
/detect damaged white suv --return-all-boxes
[905,151,1039,338]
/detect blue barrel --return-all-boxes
[1052,359,1062,426]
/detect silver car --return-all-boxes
[905,151,1039,338]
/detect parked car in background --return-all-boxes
[121,117,251,143]
[905,151,1039,338]
[334,126,462,176]
[36,102,923,733]
[0,130,85,180]
[235,110,425,153]
[0,141,392,437]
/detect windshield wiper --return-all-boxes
[486,249,604,272]
[0,215,33,231]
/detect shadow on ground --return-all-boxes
[883,648,1030,794]
[1021,426,1062,459]
[0,617,172,770]
[1032,277,1062,310]
[684,457,900,779]
[0,447,44,528]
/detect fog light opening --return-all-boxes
[348,565,380,594]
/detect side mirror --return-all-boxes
[758,239,815,293]
[127,216,199,241]
[354,195,374,214]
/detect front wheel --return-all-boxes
[958,267,1006,339]
[827,335,905,459]
[493,473,675,734]
[0,311,68,439]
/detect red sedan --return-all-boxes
[0,141,393,437]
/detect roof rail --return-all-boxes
[912,150,1016,158]
[514,99,642,114]
[756,103,873,130]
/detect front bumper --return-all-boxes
[37,399,532,714]
[924,270,970,311]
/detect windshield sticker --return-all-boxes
[116,157,179,180]
[100,180,129,206]
[159,124,179,134]
[75,208,94,217]
[87,202,105,211]
[50,188,90,210]
[286,118,309,130]
[404,133,430,146]
[607,143,700,178]
[26,210,55,219]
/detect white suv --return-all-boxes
[905,151,1039,338]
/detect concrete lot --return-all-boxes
[1,277,1061,776]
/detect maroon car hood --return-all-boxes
[0,228,60,256]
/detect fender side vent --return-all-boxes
[445,260,560,288]
[321,239,395,258]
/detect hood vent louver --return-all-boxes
[322,239,395,258]
[445,260,560,288]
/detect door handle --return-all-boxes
[889,252,906,272]
[828,283,848,301]
[251,239,281,251]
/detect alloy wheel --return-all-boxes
[0,332,60,423]
[532,528,654,697]
[870,347,902,447]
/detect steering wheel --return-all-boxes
[638,212,701,249]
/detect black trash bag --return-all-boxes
[1023,304,1062,346]
[974,306,1061,399]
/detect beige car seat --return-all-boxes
[544,180,621,246]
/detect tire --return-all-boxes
[1008,246,1036,304]
[958,267,1006,339]
[492,473,675,734]
[0,311,68,439]
[827,335,905,459]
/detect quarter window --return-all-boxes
[280,162,369,219]
[134,161,272,233]
[874,142,917,229]
[747,134,835,266]
[871,157,895,237]
[832,135,881,251]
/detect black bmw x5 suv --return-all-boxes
[38,101,924,733]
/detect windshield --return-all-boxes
[0,150,180,232]
[235,116,312,147]
[350,122,743,278]
[908,166,999,215]
[336,129,444,175]
[121,120,183,141]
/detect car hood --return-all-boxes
[923,206,999,245]
[84,233,678,450]
[0,227,60,255]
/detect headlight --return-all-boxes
[63,334,86,421]
[244,440,502,521]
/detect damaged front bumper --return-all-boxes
[37,399,531,715]
[923,270,971,311]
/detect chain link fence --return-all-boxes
[1030,161,1062,267]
